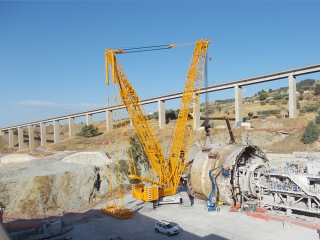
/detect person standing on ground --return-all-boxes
[246,136,249,145]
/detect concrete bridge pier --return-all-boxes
[288,75,297,118]
[28,125,34,148]
[53,120,60,143]
[40,122,47,146]
[18,127,25,150]
[158,100,165,128]
[8,129,14,148]
[106,110,113,131]
[235,85,243,123]
[69,117,75,137]
[86,114,93,126]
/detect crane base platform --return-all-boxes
[101,206,132,219]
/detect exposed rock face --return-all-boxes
[0,157,127,215]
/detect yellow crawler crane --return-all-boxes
[105,39,210,202]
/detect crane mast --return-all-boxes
[105,39,210,202]
[105,50,171,185]
[168,40,210,191]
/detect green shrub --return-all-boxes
[76,124,99,137]
[118,160,129,180]
[260,101,266,106]
[166,109,178,120]
[150,112,159,120]
[127,134,150,181]
[203,106,215,115]
[247,112,254,120]
[298,94,303,101]
[302,121,319,144]
[258,114,266,119]
[302,104,319,113]
[282,100,288,105]
[259,92,269,101]
[273,95,283,100]
[316,115,320,124]
[299,108,306,114]
[256,109,281,116]
[270,101,276,105]
[315,84,320,96]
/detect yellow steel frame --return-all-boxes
[105,39,210,201]
[168,40,210,191]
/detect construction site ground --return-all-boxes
[47,195,318,240]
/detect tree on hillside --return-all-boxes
[301,121,319,144]
[259,92,269,101]
[314,84,320,96]
[297,79,315,91]
[166,109,177,120]
[76,124,99,137]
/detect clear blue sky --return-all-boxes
[1,1,320,128]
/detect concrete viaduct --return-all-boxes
[1,63,320,151]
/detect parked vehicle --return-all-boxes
[154,220,180,237]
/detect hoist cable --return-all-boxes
[121,44,170,50]
[204,53,209,126]
[113,41,196,54]
[119,47,172,54]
